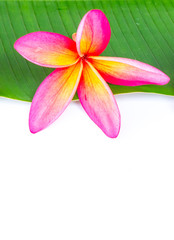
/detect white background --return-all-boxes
[0,92,174,240]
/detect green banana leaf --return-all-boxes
[0,0,174,102]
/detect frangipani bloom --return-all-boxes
[14,10,170,138]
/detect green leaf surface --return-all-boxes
[0,0,174,101]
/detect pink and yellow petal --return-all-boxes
[77,61,120,138]
[76,10,111,57]
[89,56,170,86]
[29,61,83,133]
[14,31,79,68]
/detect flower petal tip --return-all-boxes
[29,127,37,134]
[104,128,120,139]
[29,119,41,134]
[161,74,170,85]
[14,39,22,54]
[103,115,121,139]
[29,116,48,134]
[152,68,170,85]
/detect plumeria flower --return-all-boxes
[14,9,170,138]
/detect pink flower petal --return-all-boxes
[89,56,170,86]
[29,61,83,133]
[76,10,111,57]
[14,31,79,68]
[77,60,120,138]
